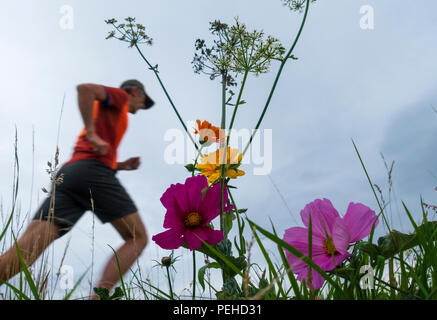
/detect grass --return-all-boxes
[0,131,436,300]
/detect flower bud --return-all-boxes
[161,256,172,267]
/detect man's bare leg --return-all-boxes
[0,220,60,283]
[92,212,148,299]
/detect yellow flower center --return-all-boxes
[323,236,339,255]
[184,212,202,228]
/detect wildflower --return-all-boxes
[193,120,225,146]
[105,17,153,48]
[283,198,379,289]
[196,147,245,184]
[152,175,233,251]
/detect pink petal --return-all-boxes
[184,228,209,251]
[152,228,185,250]
[283,227,326,252]
[331,217,350,255]
[317,252,352,271]
[173,184,190,213]
[198,182,230,225]
[282,227,326,271]
[300,198,340,238]
[204,228,224,245]
[160,183,184,211]
[224,204,234,212]
[342,202,379,242]
[184,175,208,212]
[163,208,185,229]
[296,268,326,290]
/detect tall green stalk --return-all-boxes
[192,251,196,300]
[133,44,200,152]
[227,70,249,141]
[220,72,228,237]
[242,0,311,157]
[166,266,174,300]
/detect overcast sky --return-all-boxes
[0,0,436,299]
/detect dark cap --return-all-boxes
[120,79,155,109]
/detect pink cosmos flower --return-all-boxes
[152,175,233,251]
[283,198,379,289]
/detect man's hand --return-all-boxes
[86,131,109,156]
[118,157,141,171]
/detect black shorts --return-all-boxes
[33,159,138,238]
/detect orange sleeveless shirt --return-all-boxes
[64,86,129,170]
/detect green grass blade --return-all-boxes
[352,139,391,242]
[248,223,286,298]
[194,235,244,278]
[0,137,20,243]
[108,245,127,300]
[12,233,40,300]
[0,280,30,300]
[141,280,173,300]
[269,219,301,299]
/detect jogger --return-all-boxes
[0,79,155,299]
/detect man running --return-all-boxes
[0,79,154,299]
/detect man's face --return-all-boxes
[128,87,147,114]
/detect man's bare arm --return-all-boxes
[116,157,141,171]
[76,84,107,133]
[76,83,109,155]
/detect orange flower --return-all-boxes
[193,120,225,147]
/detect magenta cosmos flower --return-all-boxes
[152,175,233,251]
[283,198,379,289]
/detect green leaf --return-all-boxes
[216,238,232,256]
[216,290,241,300]
[110,287,125,300]
[360,222,437,260]
[224,211,234,236]
[198,262,220,291]
[185,164,196,172]
[93,287,110,300]
[196,237,245,278]
[257,277,276,300]
[223,277,241,296]
[93,287,124,300]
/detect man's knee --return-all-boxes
[111,213,149,251]
[128,227,148,252]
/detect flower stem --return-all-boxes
[220,72,228,236]
[241,0,311,157]
[192,145,205,177]
[227,70,249,145]
[166,266,174,300]
[221,72,227,131]
[134,44,199,151]
[192,251,196,300]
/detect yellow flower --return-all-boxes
[196,147,245,184]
